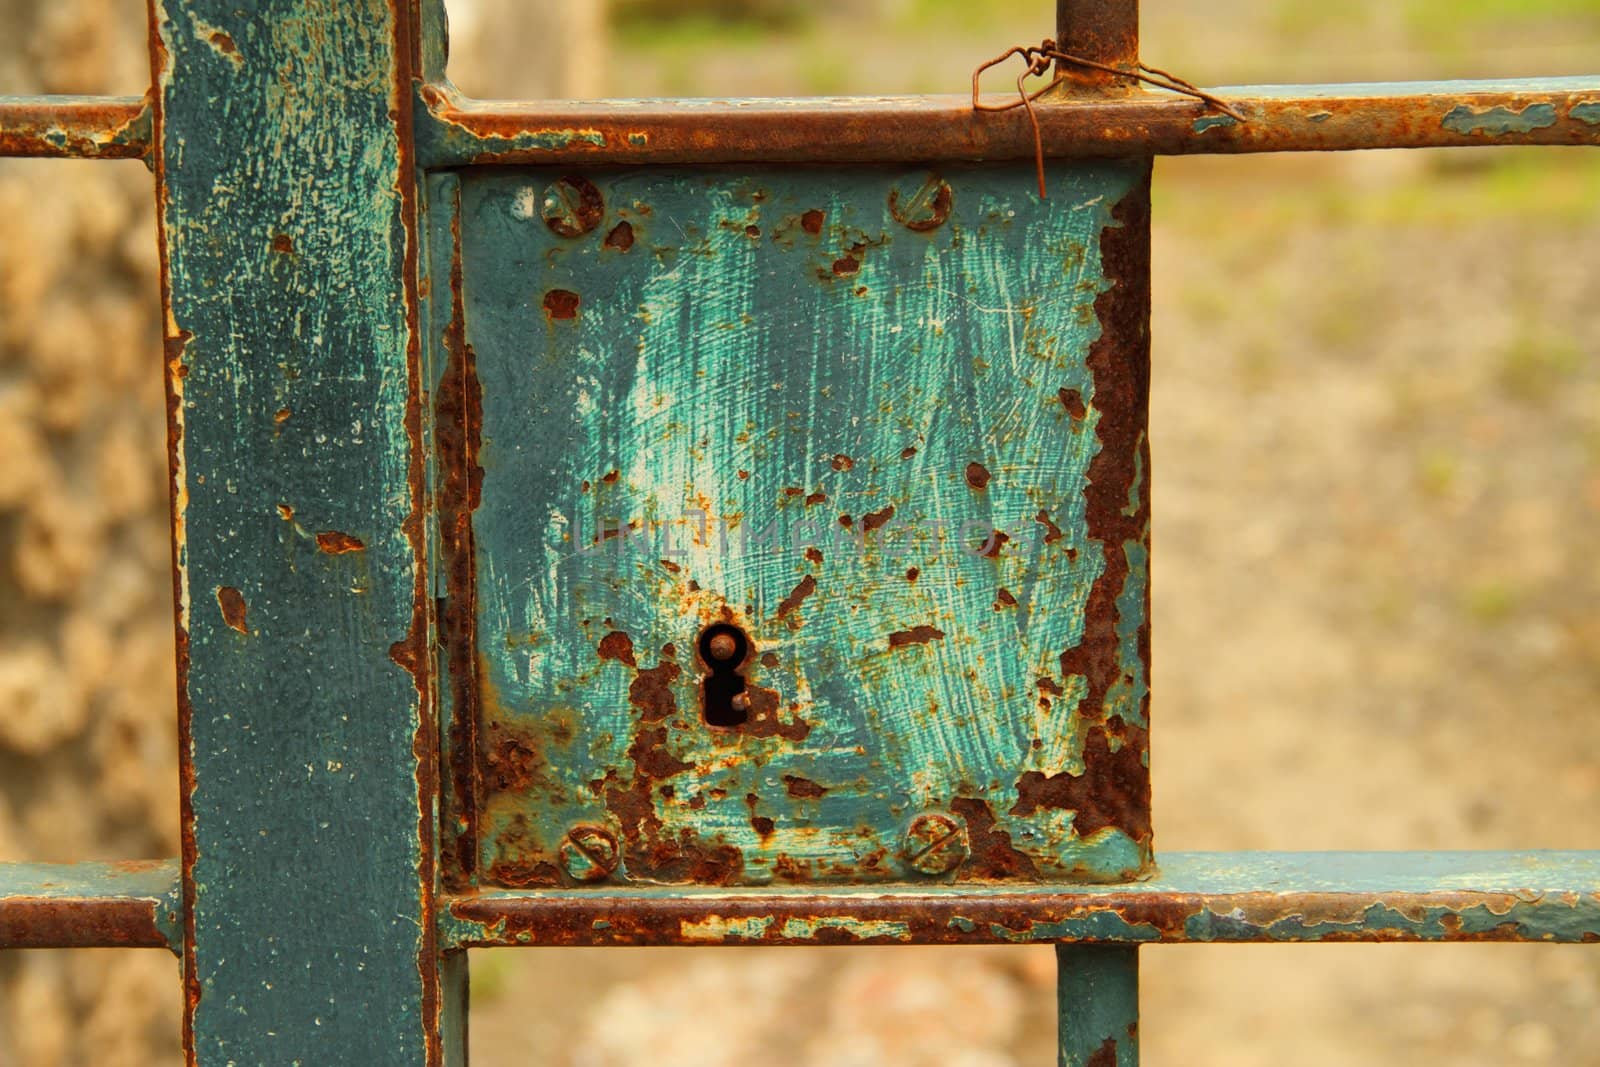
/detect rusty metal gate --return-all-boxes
[2,1,1598,1063]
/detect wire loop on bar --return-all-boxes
[972,39,1246,196]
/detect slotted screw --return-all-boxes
[559,824,620,882]
[901,811,969,875]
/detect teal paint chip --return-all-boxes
[1441,101,1559,136]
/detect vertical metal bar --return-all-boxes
[1055,0,1140,88]
[148,0,461,1062]
[1057,945,1140,1066]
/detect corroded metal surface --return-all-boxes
[0,95,151,160]
[1058,946,1138,1067]
[416,78,1600,167]
[436,159,1153,889]
[0,860,180,951]
[443,851,1600,947]
[1055,0,1139,91]
[9,71,1598,167]
[150,0,460,1061]
[4,3,1586,1065]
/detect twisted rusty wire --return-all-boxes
[972,39,1247,197]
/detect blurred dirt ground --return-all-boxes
[1,0,1597,1064]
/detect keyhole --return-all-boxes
[698,623,750,727]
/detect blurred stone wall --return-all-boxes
[448,0,607,100]
[0,0,180,1063]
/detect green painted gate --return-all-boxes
[2,1,1598,1063]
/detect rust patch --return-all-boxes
[0,890,171,949]
[603,220,635,251]
[628,660,681,723]
[830,453,854,471]
[437,191,486,885]
[216,586,248,635]
[1035,509,1064,544]
[1058,387,1087,419]
[800,209,825,235]
[951,797,1039,879]
[900,445,918,459]
[486,814,562,887]
[1012,726,1149,839]
[804,490,827,506]
[276,503,293,521]
[783,775,828,799]
[273,407,291,423]
[1048,176,1153,850]
[543,289,581,320]
[803,547,823,565]
[1087,1039,1119,1067]
[861,505,895,532]
[746,796,776,836]
[270,233,293,254]
[604,668,747,889]
[978,530,1010,559]
[315,530,365,554]
[888,625,944,648]
[598,630,637,667]
[831,255,860,276]
[630,724,693,779]
[996,588,1018,608]
[777,574,817,618]
[740,682,811,742]
[965,462,992,489]
[483,720,546,792]
[905,567,919,583]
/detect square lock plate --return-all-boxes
[430,159,1152,889]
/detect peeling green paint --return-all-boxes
[0,860,182,953]
[1571,100,1600,126]
[416,89,607,165]
[780,916,912,941]
[444,850,1600,948]
[992,909,1161,944]
[1192,114,1238,134]
[1441,102,1559,136]
[153,0,458,1060]
[681,915,776,941]
[1057,946,1138,1067]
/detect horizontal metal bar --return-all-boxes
[0,95,152,160]
[443,850,1600,948]
[0,860,180,951]
[416,77,1600,167]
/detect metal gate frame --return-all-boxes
[1,1,1597,1064]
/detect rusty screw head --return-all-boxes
[900,812,969,875]
[888,173,953,232]
[541,175,604,238]
[559,824,620,883]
